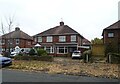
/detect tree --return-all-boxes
[0,15,15,35]
[0,14,16,53]
[91,38,103,44]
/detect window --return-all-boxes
[108,33,114,37]
[44,46,54,53]
[71,35,76,42]
[57,47,68,54]
[27,41,31,45]
[38,37,42,42]
[59,36,66,42]
[16,39,19,44]
[0,40,2,45]
[2,39,5,45]
[34,38,37,42]
[47,36,53,42]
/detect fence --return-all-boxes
[91,44,105,57]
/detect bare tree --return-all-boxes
[0,14,15,35]
[0,21,5,35]
[5,15,15,33]
[0,14,16,54]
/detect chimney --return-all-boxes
[60,21,64,26]
[15,27,20,31]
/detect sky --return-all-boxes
[0,0,119,41]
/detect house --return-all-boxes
[0,27,33,53]
[33,21,90,56]
[102,20,120,53]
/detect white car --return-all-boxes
[72,50,82,58]
[10,52,18,57]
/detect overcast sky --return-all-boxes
[0,0,119,41]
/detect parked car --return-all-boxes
[0,54,12,67]
[10,51,18,57]
[72,50,82,59]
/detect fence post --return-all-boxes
[86,54,89,62]
[108,54,112,63]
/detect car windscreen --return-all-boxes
[73,52,80,54]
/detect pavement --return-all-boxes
[2,69,119,82]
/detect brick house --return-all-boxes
[102,20,120,53]
[33,21,90,56]
[0,27,33,52]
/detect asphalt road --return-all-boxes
[1,69,119,82]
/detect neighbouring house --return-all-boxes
[102,20,120,54]
[0,27,33,53]
[33,21,90,56]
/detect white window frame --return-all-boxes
[16,39,20,44]
[2,39,5,45]
[47,36,53,42]
[44,46,54,53]
[71,35,76,42]
[108,32,114,37]
[38,37,42,42]
[57,47,68,54]
[34,38,37,42]
[59,36,66,42]
[27,41,31,45]
[0,40,2,45]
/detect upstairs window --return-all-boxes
[34,37,37,42]
[38,37,42,42]
[16,39,19,44]
[27,41,31,45]
[47,36,53,42]
[71,35,76,42]
[108,32,114,38]
[59,36,66,42]
[0,40,2,45]
[1,39,5,45]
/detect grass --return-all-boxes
[7,59,120,79]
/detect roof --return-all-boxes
[2,27,33,40]
[104,20,120,30]
[82,38,91,45]
[34,22,84,38]
[102,20,120,36]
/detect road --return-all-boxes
[2,69,119,82]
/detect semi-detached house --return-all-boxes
[33,21,90,56]
[0,27,33,53]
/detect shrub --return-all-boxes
[14,55,53,62]
[29,48,36,56]
[37,49,48,56]
[107,53,120,64]
[82,50,92,63]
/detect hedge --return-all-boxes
[14,55,53,62]
[107,53,120,64]
[82,50,92,63]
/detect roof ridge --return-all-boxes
[104,20,120,29]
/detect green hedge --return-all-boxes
[107,53,120,64]
[82,50,92,63]
[14,55,53,62]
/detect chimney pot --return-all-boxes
[60,21,64,26]
[15,27,20,31]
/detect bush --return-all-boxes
[82,50,92,63]
[14,55,53,62]
[107,53,120,64]
[37,49,48,56]
[29,48,37,56]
